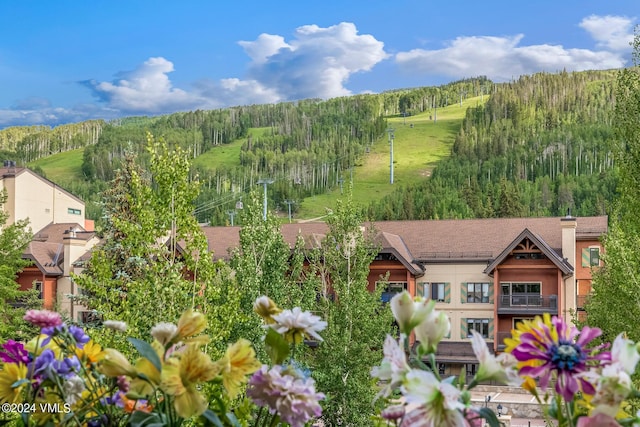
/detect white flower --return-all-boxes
[401,369,466,427]
[611,334,640,374]
[415,309,450,354]
[390,291,434,335]
[103,320,127,332]
[63,375,85,405]
[470,330,522,386]
[270,307,327,342]
[150,322,178,346]
[585,334,640,417]
[371,334,410,398]
[590,363,633,417]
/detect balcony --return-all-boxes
[497,294,558,315]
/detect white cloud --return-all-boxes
[395,15,634,82]
[72,23,387,120]
[579,15,635,51]
[239,22,389,100]
[193,77,281,108]
[0,103,119,128]
[238,34,289,65]
[84,57,211,114]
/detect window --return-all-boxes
[467,283,490,303]
[438,363,446,376]
[377,281,407,303]
[34,281,43,299]
[466,363,478,378]
[68,208,81,215]
[431,283,446,302]
[467,319,490,338]
[582,247,601,267]
[501,282,541,306]
[589,248,600,266]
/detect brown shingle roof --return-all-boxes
[372,216,607,261]
[199,216,608,264]
[33,222,94,244]
[375,231,424,275]
[23,241,63,276]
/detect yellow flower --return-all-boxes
[175,309,207,342]
[254,296,282,324]
[75,340,105,365]
[99,348,137,378]
[130,341,163,396]
[25,334,61,357]
[161,345,217,418]
[217,339,261,399]
[0,363,28,404]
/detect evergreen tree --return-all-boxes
[584,29,640,342]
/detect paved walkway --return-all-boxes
[471,387,551,426]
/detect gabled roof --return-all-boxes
[483,228,573,276]
[375,231,424,276]
[25,222,97,275]
[23,241,63,276]
[0,167,85,205]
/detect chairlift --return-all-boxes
[235,200,244,210]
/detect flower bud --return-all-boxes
[415,309,450,354]
[390,291,434,335]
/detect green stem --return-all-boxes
[564,399,575,427]
[268,413,281,427]
[254,406,265,427]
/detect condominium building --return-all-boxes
[1,164,96,319]
[202,215,606,376]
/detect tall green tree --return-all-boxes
[229,191,316,352]
[74,133,240,354]
[584,28,640,342]
[0,190,39,342]
[308,190,393,426]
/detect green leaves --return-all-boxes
[128,337,162,372]
[264,327,290,365]
[128,410,167,427]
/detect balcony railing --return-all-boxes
[497,294,558,314]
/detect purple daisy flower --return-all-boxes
[0,339,30,364]
[510,315,610,401]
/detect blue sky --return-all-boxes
[0,0,637,129]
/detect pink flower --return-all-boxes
[24,309,62,328]
[465,410,485,427]
[576,413,621,427]
[381,405,405,421]
[247,365,324,427]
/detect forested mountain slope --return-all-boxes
[0,70,620,225]
[366,70,618,220]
